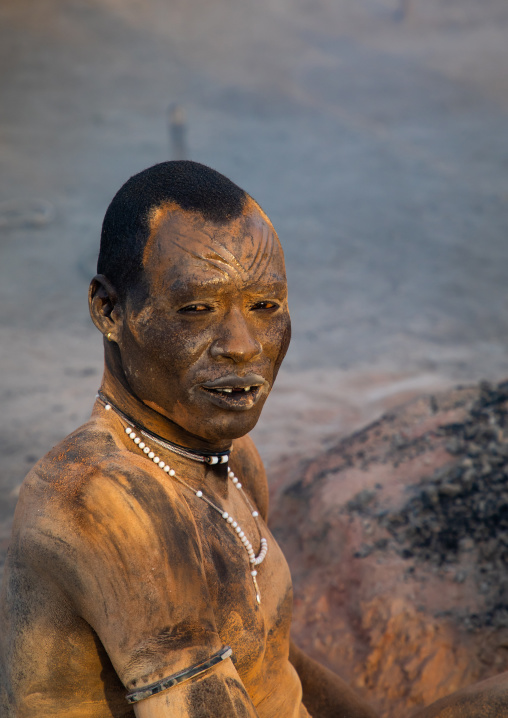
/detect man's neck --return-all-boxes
[99,361,232,455]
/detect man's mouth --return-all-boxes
[203,385,260,395]
[200,374,266,410]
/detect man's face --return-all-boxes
[117,202,291,447]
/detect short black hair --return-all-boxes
[97,160,248,301]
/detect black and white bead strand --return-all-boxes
[228,467,268,567]
[120,420,268,604]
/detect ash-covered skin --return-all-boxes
[0,190,380,718]
[0,200,302,718]
[0,407,302,718]
[99,198,291,451]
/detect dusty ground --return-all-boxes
[1,0,508,707]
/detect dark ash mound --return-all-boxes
[383,381,508,569]
[334,380,508,625]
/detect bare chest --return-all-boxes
[180,484,294,677]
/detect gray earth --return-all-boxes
[2,0,508,564]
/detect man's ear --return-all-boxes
[88,274,122,341]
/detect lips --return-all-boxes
[200,373,267,411]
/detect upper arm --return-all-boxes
[133,658,259,718]
[229,435,269,522]
[25,461,224,693]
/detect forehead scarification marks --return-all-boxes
[171,234,244,281]
[248,220,274,284]
[171,227,274,284]
[143,199,279,289]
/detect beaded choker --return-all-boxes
[97,392,267,604]
[97,392,230,465]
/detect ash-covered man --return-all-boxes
[2,163,505,718]
[0,161,378,717]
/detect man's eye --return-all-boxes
[251,301,279,311]
[178,304,211,313]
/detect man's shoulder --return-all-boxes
[9,415,189,574]
[24,415,126,490]
[14,415,157,532]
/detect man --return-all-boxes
[3,162,507,718]
[0,161,378,717]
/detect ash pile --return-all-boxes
[383,380,508,625]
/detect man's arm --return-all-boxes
[133,660,259,718]
[289,641,378,718]
[411,672,508,718]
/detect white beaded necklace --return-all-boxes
[102,400,268,604]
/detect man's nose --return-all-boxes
[209,308,262,363]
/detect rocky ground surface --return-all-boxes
[270,380,508,717]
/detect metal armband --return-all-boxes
[125,646,233,704]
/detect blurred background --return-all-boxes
[3,0,508,481]
[2,0,508,551]
[2,1,508,713]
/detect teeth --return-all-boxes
[207,385,257,394]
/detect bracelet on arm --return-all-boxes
[125,646,233,704]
